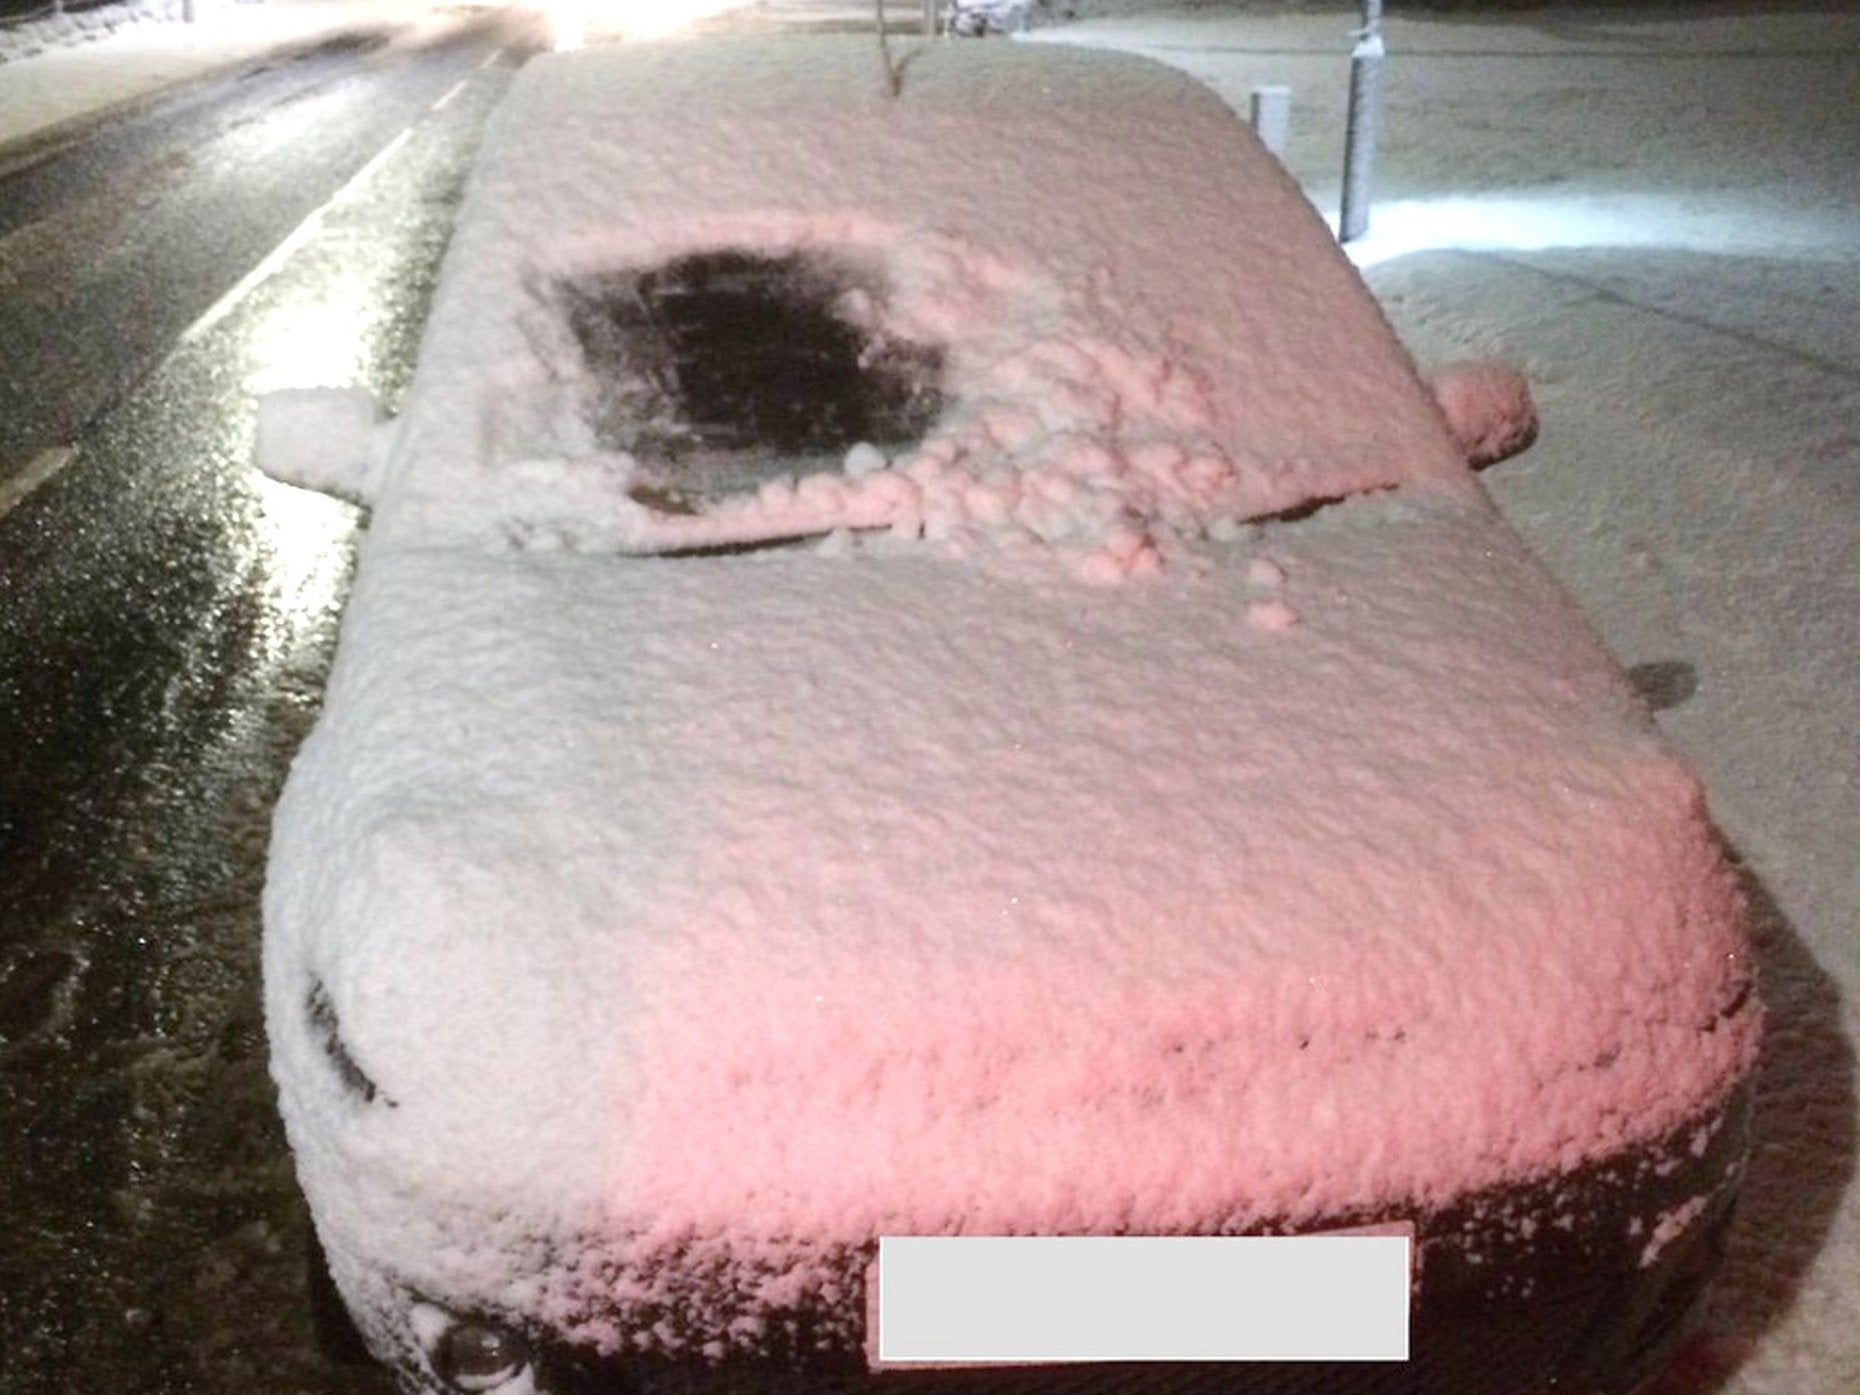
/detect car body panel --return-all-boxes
[259,35,1758,1395]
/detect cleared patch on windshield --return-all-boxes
[559,251,945,503]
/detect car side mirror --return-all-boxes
[255,387,391,505]
[1428,360,1537,469]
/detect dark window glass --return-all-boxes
[560,251,945,499]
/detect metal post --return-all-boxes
[1339,0,1384,242]
[1249,85,1291,161]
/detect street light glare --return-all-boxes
[548,0,741,48]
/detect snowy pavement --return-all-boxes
[0,0,500,159]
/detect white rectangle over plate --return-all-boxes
[873,1233,1411,1365]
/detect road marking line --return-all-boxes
[432,78,470,112]
[348,125,414,190]
[479,46,504,68]
[179,126,415,347]
[0,445,79,522]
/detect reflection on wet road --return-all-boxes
[0,20,500,482]
[0,26,522,1392]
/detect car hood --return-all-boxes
[264,484,1757,1339]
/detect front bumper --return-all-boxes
[387,1079,1751,1395]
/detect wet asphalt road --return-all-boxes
[0,15,535,1391]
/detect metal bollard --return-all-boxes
[1250,86,1292,161]
[1339,0,1385,242]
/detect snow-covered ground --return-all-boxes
[1021,6,1859,1392]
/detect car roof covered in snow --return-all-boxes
[373,37,1472,566]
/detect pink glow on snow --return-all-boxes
[256,33,1774,1369]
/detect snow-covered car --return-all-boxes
[257,36,1759,1395]
[945,0,1033,36]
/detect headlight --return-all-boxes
[412,1303,532,1393]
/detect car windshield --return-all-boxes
[387,41,1465,577]
[482,230,1279,579]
